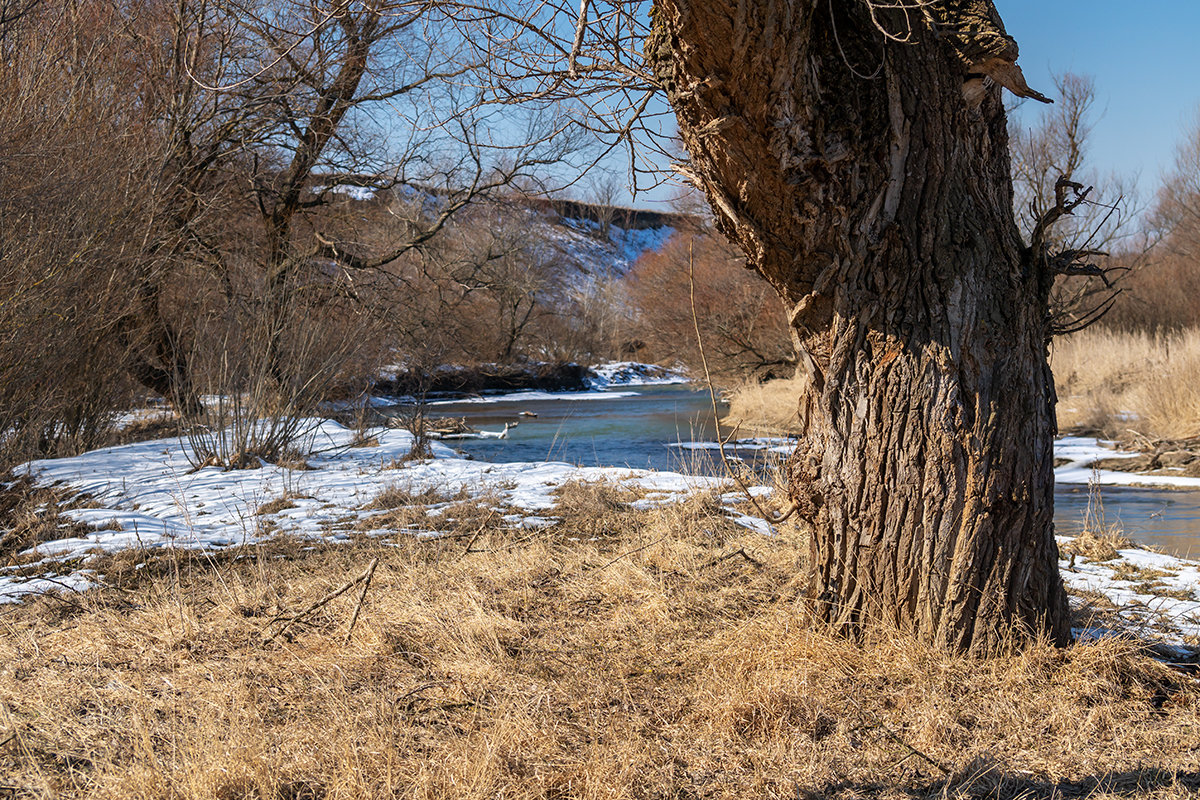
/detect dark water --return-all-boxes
[1054,484,1200,560]
[397,385,1200,558]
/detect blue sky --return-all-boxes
[1001,0,1200,203]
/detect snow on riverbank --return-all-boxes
[586,361,689,388]
[1055,435,1200,489]
[3,421,729,603]
[1059,539,1200,650]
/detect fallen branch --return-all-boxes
[264,559,378,644]
[343,558,379,644]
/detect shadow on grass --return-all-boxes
[805,767,1200,799]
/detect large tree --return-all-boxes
[648,0,1077,651]
[460,0,1078,651]
[644,1,1072,651]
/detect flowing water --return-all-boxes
[395,384,1200,558]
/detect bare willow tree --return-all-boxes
[455,0,1096,652]
[629,230,794,380]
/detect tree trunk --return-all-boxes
[118,281,205,419]
[647,0,1069,652]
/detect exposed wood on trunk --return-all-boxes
[647,0,1068,652]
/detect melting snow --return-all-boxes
[1055,436,1200,489]
[1058,539,1200,646]
[587,361,689,388]
[3,420,736,603]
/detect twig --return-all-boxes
[846,695,950,775]
[689,242,799,526]
[343,558,378,644]
[1125,429,1157,451]
[592,535,668,571]
[566,0,591,77]
[458,513,497,560]
[264,560,376,644]
[871,721,950,775]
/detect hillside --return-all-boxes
[323,181,691,282]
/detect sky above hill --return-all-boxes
[633,2,1200,211]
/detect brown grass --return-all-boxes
[0,476,104,567]
[1060,530,1135,563]
[366,485,468,511]
[1051,328,1200,440]
[720,375,806,434]
[1,498,1198,799]
[255,495,301,516]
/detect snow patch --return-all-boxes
[1055,436,1200,489]
[587,361,689,388]
[4,420,736,602]
[1058,536,1200,646]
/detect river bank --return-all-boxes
[372,360,688,398]
[2,401,1198,650]
[1,481,1197,799]
[2,382,1199,798]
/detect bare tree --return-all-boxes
[629,230,794,381]
[0,0,157,466]
[1010,72,1144,334]
[1114,109,1200,330]
[116,0,480,413]
[109,0,571,423]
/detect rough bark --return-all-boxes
[647,0,1069,652]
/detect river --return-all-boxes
[405,384,1200,559]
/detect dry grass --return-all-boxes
[720,375,806,435]
[1051,328,1200,440]
[255,495,302,517]
[1,496,1198,799]
[1060,530,1135,563]
[365,484,467,511]
[0,476,106,568]
[1059,480,1136,563]
[717,329,1200,443]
